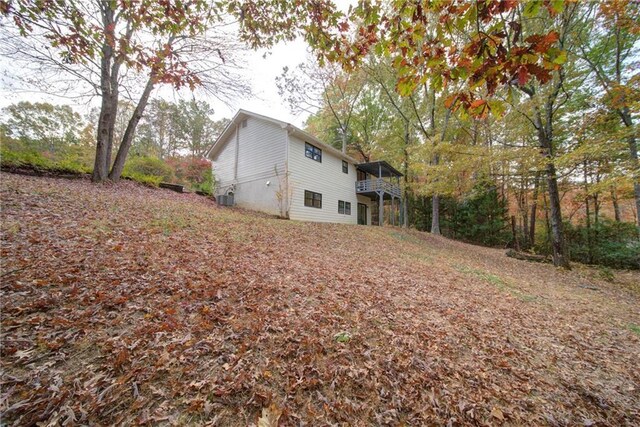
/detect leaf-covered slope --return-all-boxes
[1,173,639,426]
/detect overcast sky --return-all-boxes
[0,37,312,128]
[0,1,364,129]
[212,38,312,126]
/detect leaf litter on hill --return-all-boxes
[1,173,639,426]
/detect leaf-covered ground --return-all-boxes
[1,173,639,426]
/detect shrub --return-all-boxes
[121,171,163,187]
[193,167,215,195]
[1,148,52,169]
[123,156,174,183]
[165,156,212,186]
[563,219,640,270]
[441,183,510,247]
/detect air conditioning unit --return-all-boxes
[216,193,235,206]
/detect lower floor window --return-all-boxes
[338,200,351,215]
[304,190,322,208]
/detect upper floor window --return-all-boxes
[304,190,322,209]
[357,169,367,181]
[305,142,322,163]
[342,160,348,174]
[241,119,248,128]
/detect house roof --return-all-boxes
[205,109,359,164]
[356,161,403,177]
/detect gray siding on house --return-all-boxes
[211,128,236,185]
[236,117,287,181]
[211,116,287,216]
[287,134,361,224]
[210,110,380,223]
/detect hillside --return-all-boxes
[1,172,639,426]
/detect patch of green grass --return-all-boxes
[80,219,112,238]
[401,251,434,264]
[334,331,351,343]
[150,214,191,236]
[1,220,21,236]
[387,231,435,265]
[629,324,640,336]
[389,231,422,245]
[1,148,88,174]
[455,265,537,303]
[598,266,615,283]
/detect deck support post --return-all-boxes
[378,191,383,226]
[391,197,395,226]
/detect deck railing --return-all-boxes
[355,179,401,198]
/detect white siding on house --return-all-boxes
[211,116,287,216]
[211,128,236,186]
[288,135,362,224]
[236,117,286,181]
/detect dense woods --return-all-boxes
[1,0,638,271]
[277,1,640,269]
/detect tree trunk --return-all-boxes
[105,92,118,170]
[511,215,520,251]
[403,120,409,228]
[613,106,640,228]
[93,89,114,182]
[584,161,593,264]
[611,188,621,222]
[534,101,569,268]
[518,174,529,249]
[92,7,115,183]
[625,128,640,228]
[521,204,529,248]
[403,197,409,229]
[341,129,347,154]
[431,194,441,235]
[543,192,551,247]
[109,76,155,181]
[545,162,569,268]
[529,173,540,247]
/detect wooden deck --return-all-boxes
[355,179,401,198]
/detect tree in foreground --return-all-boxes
[1,0,250,182]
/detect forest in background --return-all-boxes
[274,2,639,270]
[0,0,638,270]
[0,99,227,192]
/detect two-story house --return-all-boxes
[206,109,402,226]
